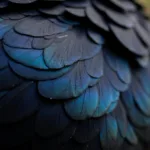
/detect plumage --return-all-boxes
[0,0,150,150]
[0,82,38,123]
[110,24,149,56]
[35,103,71,137]
[73,118,102,143]
[4,29,33,49]
[99,114,118,149]
[64,86,99,120]
[4,44,48,69]
[10,60,72,80]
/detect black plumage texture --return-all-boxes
[0,0,150,150]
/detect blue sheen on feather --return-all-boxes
[113,101,127,138]
[126,123,138,145]
[89,77,99,87]
[58,16,80,25]
[10,61,72,80]
[104,49,131,84]
[4,29,32,49]
[4,44,48,69]
[0,82,38,123]
[116,59,131,84]
[106,115,118,140]
[87,28,104,44]
[122,91,150,127]
[93,76,119,117]
[138,70,150,95]
[105,62,128,91]
[85,52,103,78]
[100,115,118,149]
[64,86,99,120]
[132,79,150,116]
[38,62,91,99]
[107,101,118,114]
[0,22,13,39]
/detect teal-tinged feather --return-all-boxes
[4,44,48,69]
[64,86,99,120]
[126,123,138,145]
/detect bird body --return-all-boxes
[0,0,150,150]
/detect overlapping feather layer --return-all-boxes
[0,0,150,150]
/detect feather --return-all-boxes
[73,118,102,143]
[121,91,150,127]
[15,16,68,37]
[85,51,103,78]
[32,37,53,49]
[132,78,150,116]
[112,101,127,138]
[39,5,65,16]
[0,81,38,123]
[0,67,23,91]
[38,62,91,99]
[9,60,72,80]
[100,115,118,149]
[66,8,85,17]
[126,123,138,145]
[0,20,15,39]
[109,0,136,12]
[57,16,80,26]
[86,5,109,31]
[106,101,118,114]
[134,23,150,47]
[64,1,89,8]
[87,28,104,44]
[35,103,70,137]
[0,91,8,98]
[93,76,119,118]
[4,44,48,69]
[0,44,8,69]
[64,86,99,120]
[137,68,150,95]
[105,62,128,91]
[9,0,36,4]
[110,24,149,56]
[4,29,33,49]
[44,27,101,69]
[94,2,134,28]
[104,48,131,84]
[106,9,134,28]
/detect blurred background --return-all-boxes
[136,0,150,17]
